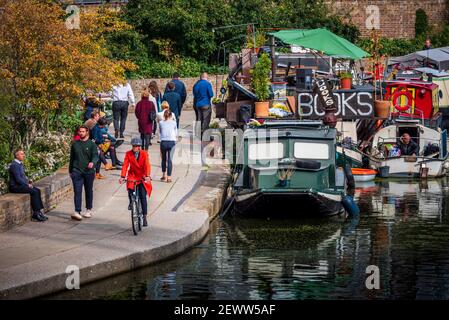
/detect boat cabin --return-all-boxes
[385,81,440,127]
[371,120,447,161]
[236,120,341,191]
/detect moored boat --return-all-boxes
[368,119,449,178]
[351,168,377,182]
[228,120,348,217]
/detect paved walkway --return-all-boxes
[0,110,226,299]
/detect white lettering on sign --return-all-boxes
[357,92,374,116]
[297,91,374,119]
[341,92,357,116]
[366,5,380,30]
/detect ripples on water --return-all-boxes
[51,179,449,300]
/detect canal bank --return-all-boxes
[0,110,230,299]
[46,178,449,300]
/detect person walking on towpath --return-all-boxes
[119,137,152,227]
[159,109,178,183]
[111,82,135,139]
[163,81,182,129]
[135,89,156,150]
[149,81,163,140]
[193,72,214,137]
[164,72,187,115]
[9,149,48,222]
[69,125,99,221]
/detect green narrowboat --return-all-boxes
[229,120,346,217]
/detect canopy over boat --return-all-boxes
[269,28,370,60]
[389,47,449,72]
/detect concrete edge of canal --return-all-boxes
[1,165,230,300]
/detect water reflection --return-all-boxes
[47,178,449,300]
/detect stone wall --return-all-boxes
[327,0,449,39]
[129,75,227,110]
[0,166,72,232]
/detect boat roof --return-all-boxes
[244,120,336,140]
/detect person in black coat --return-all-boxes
[163,81,182,128]
[398,133,419,156]
[9,149,47,222]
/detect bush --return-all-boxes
[128,57,228,79]
[415,9,429,37]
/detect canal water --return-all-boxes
[49,178,449,300]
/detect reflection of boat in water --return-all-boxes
[224,217,343,250]
[357,179,449,220]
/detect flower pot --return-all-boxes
[340,78,352,90]
[255,101,270,118]
[213,102,226,119]
[278,179,290,188]
[375,100,390,118]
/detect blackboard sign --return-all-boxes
[313,79,337,111]
[297,89,374,119]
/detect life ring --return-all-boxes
[391,86,413,112]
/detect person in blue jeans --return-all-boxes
[159,109,178,183]
[193,72,214,137]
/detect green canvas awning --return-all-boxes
[269,28,369,60]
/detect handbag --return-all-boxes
[149,109,157,122]
[98,141,111,153]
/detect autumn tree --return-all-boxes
[0,0,134,150]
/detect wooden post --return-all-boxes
[270,35,276,82]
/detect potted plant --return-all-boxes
[246,32,267,54]
[277,167,294,187]
[251,53,271,117]
[339,71,353,90]
[369,29,390,118]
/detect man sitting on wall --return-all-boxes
[398,133,419,156]
[8,149,48,222]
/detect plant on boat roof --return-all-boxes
[251,53,271,102]
[246,32,267,48]
[339,71,352,79]
[278,167,295,181]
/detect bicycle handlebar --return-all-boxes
[123,178,146,183]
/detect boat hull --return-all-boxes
[354,174,376,182]
[234,190,344,217]
[370,157,447,178]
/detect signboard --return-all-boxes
[313,79,337,111]
[297,89,374,119]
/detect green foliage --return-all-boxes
[246,32,267,48]
[125,0,360,64]
[415,9,429,37]
[339,72,352,79]
[357,38,422,57]
[129,58,227,79]
[105,28,149,65]
[55,112,84,134]
[251,53,271,101]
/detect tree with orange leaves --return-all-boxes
[0,0,135,150]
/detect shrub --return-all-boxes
[415,9,429,37]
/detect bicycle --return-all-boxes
[124,179,144,235]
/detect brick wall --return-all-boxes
[129,75,227,109]
[0,166,72,232]
[326,0,449,39]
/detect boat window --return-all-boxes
[294,142,329,160]
[248,142,284,160]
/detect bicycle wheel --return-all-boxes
[137,199,143,231]
[131,197,139,236]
